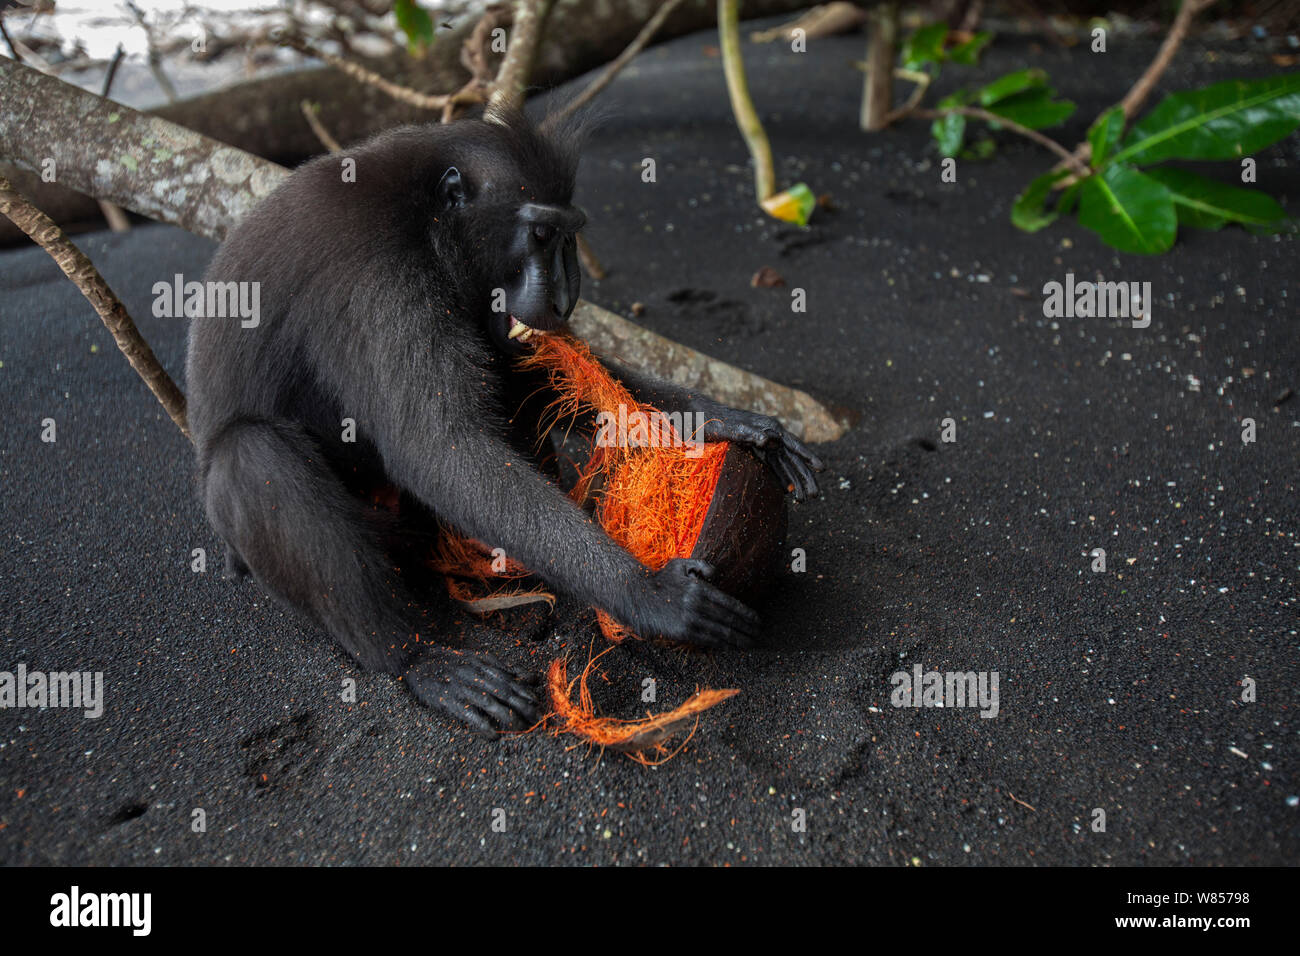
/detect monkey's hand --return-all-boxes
[633,558,760,649]
[404,648,540,735]
[702,410,824,502]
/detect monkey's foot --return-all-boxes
[404,648,540,735]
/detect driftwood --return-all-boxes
[0,58,847,442]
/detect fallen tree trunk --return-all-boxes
[0,57,847,442]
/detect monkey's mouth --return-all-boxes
[495,312,569,355]
[507,316,546,344]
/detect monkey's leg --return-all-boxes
[202,419,538,732]
[203,419,420,672]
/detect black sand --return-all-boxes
[1,23,1297,865]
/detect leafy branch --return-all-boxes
[872,3,1298,254]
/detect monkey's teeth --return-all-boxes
[508,318,544,343]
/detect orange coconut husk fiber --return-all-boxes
[522,332,730,642]
[429,332,740,760]
[429,527,555,613]
[547,648,739,766]
[522,332,740,760]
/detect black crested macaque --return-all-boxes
[186,109,823,734]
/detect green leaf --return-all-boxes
[903,22,949,69]
[1114,73,1300,166]
[985,88,1076,130]
[947,31,992,65]
[1058,180,1082,217]
[961,137,996,160]
[1077,164,1177,255]
[978,69,1047,106]
[394,0,435,55]
[932,112,967,157]
[937,88,975,109]
[1088,105,1126,168]
[1012,168,1073,232]
[1142,166,1289,232]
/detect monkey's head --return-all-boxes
[431,111,587,355]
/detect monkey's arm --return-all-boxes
[346,351,759,650]
[605,359,824,501]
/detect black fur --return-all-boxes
[186,111,821,733]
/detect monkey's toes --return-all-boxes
[405,651,541,735]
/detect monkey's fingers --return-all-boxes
[694,616,754,649]
[768,452,809,502]
[779,430,825,474]
[694,583,761,645]
[453,665,541,727]
[407,653,539,732]
[472,657,541,701]
[430,690,498,735]
[680,558,718,580]
[782,452,821,500]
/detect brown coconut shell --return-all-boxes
[688,443,788,602]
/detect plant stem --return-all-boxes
[718,0,775,203]
[861,1,898,131]
[917,106,1091,175]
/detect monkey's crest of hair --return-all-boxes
[481,103,593,198]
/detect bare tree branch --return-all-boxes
[97,45,132,233]
[0,175,190,440]
[554,0,688,123]
[489,0,555,113]
[1054,0,1219,174]
[300,100,342,152]
[0,51,845,442]
[273,26,453,110]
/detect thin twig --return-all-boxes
[751,2,868,43]
[0,176,190,441]
[274,27,452,110]
[98,44,131,232]
[1120,0,1217,120]
[916,106,1090,175]
[553,0,686,123]
[0,18,52,73]
[1007,791,1037,812]
[882,66,930,126]
[300,100,342,152]
[100,43,125,97]
[1054,0,1218,174]
[445,3,511,122]
[575,232,605,280]
[127,1,177,102]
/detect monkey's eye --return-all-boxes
[532,223,556,244]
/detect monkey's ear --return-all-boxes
[436,167,466,212]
